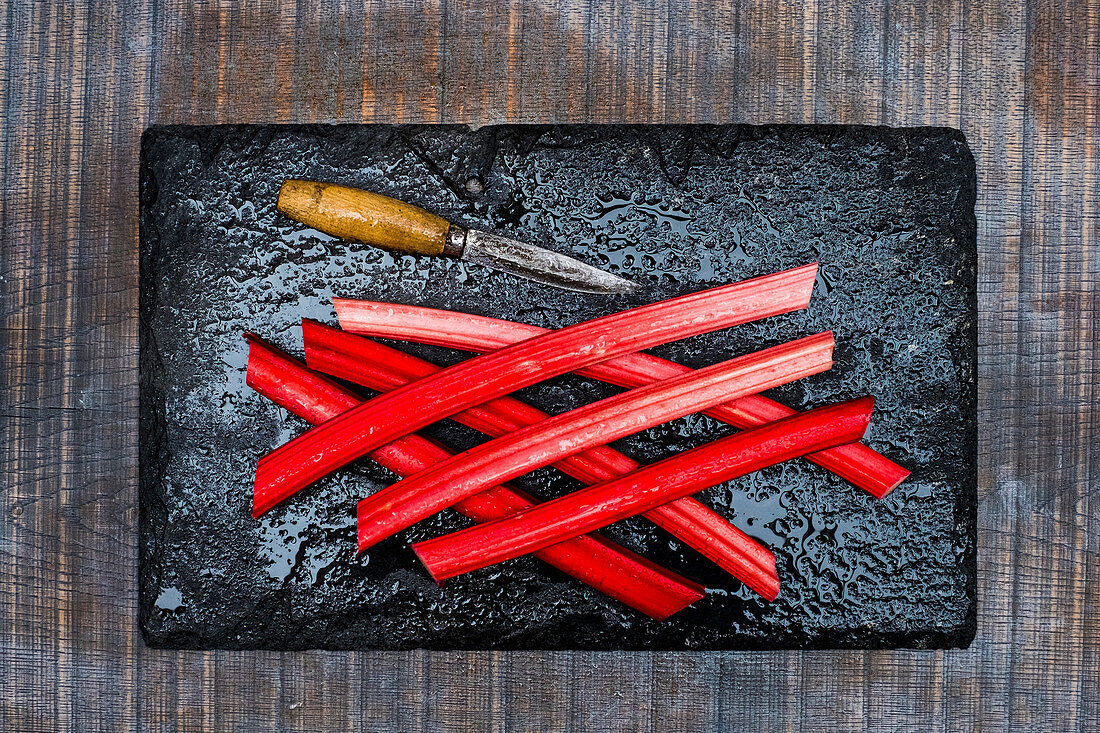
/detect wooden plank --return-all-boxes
[2,3,61,727]
[882,0,965,125]
[586,0,670,123]
[816,0,888,123]
[649,654,722,731]
[363,0,442,123]
[0,0,151,729]
[726,0,818,123]
[1006,1,1099,727]
[876,0,970,726]
[966,0,1034,728]
[661,0,731,123]
[499,652,570,732]
[1080,5,1100,725]
[436,0,518,124]
[1,0,1098,729]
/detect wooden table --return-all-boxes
[2,1,1096,730]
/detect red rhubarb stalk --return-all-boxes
[351,331,834,552]
[335,300,908,498]
[244,334,705,619]
[253,263,818,515]
[411,397,874,581]
[301,320,778,598]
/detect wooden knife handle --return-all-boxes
[277,180,451,256]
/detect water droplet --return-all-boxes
[156,587,184,611]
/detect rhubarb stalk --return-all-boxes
[302,320,779,598]
[245,333,705,619]
[351,331,833,552]
[335,300,907,498]
[253,263,818,515]
[411,397,874,581]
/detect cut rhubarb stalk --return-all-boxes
[244,333,705,620]
[352,331,834,552]
[253,263,818,515]
[335,300,908,498]
[302,320,778,599]
[411,397,874,581]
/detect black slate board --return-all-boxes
[139,124,976,650]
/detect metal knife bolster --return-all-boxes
[443,226,467,258]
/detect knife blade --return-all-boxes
[277,180,639,295]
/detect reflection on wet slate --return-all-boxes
[139,124,976,650]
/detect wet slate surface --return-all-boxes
[139,124,976,650]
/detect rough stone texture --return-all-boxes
[139,124,976,650]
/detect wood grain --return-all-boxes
[1,0,1096,730]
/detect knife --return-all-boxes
[277,180,639,295]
